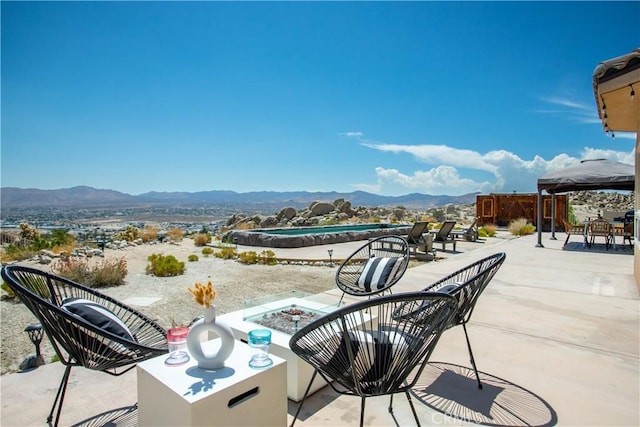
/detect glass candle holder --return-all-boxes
[165,327,190,366]
[248,329,273,368]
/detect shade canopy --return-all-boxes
[537,159,635,194]
[592,48,640,133]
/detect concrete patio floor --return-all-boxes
[1,232,638,426]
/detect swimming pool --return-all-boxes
[226,223,412,248]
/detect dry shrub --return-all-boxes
[51,257,128,287]
[192,233,210,247]
[140,224,160,242]
[166,227,184,242]
[508,218,536,236]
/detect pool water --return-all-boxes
[227,222,412,248]
[253,223,407,236]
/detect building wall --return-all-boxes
[476,193,568,230]
[635,127,639,290]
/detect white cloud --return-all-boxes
[361,143,499,175]
[348,137,634,196]
[340,131,363,138]
[540,96,591,111]
[537,95,601,124]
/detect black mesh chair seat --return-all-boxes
[289,292,457,427]
[335,235,410,305]
[1,265,167,426]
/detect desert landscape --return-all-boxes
[0,239,340,375]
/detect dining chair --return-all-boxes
[587,218,613,249]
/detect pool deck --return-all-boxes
[1,231,639,426]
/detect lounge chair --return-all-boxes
[562,219,586,247]
[335,235,409,305]
[450,217,479,242]
[405,221,434,259]
[289,292,457,427]
[433,220,457,252]
[1,265,168,426]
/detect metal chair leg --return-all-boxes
[405,391,421,426]
[290,370,318,427]
[359,396,366,427]
[462,323,483,389]
[48,364,72,427]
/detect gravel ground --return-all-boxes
[1,240,336,375]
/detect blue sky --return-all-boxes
[2,1,638,197]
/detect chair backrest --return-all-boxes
[589,218,612,235]
[423,252,506,326]
[435,221,456,240]
[1,265,167,371]
[406,221,429,244]
[562,219,580,233]
[335,236,410,297]
[289,292,457,396]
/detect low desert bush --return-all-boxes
[215,247,237,260]
[1,281,17,300]
[202,247,214,257]
[260,250,277,265]
[188,254,199,262]
[508,218,536,236]
[146,253,185,277]
[238,251,258,264]
[114,225,140,242]
[479,224,498,237]
[1,244,38,262]
[192,233,210,247]
[51,257,128,287]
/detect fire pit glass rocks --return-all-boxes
[243,291,332,335]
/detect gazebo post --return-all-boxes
[536,189,544,247]
[550,192,557,240]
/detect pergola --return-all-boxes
[536,159,634,247]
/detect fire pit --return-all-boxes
[217,291,342,401]
[245,305,324,335]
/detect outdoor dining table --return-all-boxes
[583,219,623,250]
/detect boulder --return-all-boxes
[310,201,335,216]
[260,216,279,228]
[278,207,297,221]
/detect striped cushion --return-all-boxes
[62,298,134,341]
[357,257,398,291]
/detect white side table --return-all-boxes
[137,339,287,427]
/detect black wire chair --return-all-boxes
[1,265,168,427]
[335,235,410,305]
[289,292,458,427]
[421,252,506,389]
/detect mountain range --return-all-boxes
[0,186,479,210]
